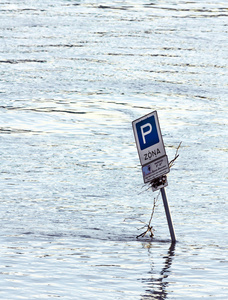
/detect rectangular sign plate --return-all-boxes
[142,155,170,184]
[132,111,166,166]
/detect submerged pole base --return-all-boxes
[160,187,176,243]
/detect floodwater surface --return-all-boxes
[0,0,228,299]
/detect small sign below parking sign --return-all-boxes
[142,155,169,183]
[132,111,167,167]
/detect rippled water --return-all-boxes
[0,0,228,299]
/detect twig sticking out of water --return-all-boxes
[136,191,160,239]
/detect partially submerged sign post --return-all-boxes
[132,111,170,187]
[132,111,176,243]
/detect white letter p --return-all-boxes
[141,123,152,144]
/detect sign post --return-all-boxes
[161,187,176,243]
[132,111,176,243]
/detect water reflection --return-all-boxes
[141,243,176,299]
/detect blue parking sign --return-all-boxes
[136,115,159,150]
[132,111,167,166]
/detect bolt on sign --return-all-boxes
[132,111,170,184]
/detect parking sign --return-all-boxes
[135,115,159,151]
[132,111,167,166]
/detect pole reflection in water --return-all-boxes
[141,243,176,299]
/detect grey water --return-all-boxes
[0,0,228,299]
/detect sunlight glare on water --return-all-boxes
[0,0,228,299]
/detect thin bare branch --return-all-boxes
[148,191,160,226]
[169,142,182,168]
